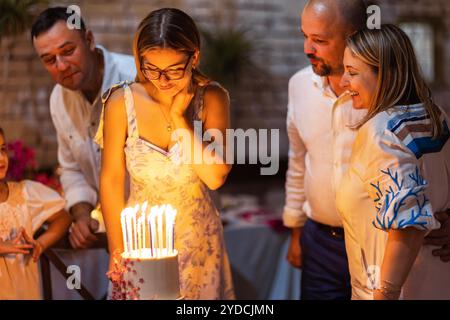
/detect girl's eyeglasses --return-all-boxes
[141,55,193,81]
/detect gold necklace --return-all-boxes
[145,83,173,132]
[157,104,173,132]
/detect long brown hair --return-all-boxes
[347,24,443,137]
[133,8,209,85]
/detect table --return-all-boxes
[46,222,301,299]
[224,223,300,300]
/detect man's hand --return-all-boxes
[286,227,303,269]
[69,202,99,249]
[424,210,450,262]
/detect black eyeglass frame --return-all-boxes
[140,53,194,81]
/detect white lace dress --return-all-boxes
[96,81,235,299]
[0,180,65,299]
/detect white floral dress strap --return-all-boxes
[122,83,139,142]
[94,81,136,148]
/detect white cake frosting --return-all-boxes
[120,249,180,300]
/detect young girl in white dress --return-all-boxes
[0,127,71,299]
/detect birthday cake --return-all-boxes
[120,249,180,300]
[111,203,181,300]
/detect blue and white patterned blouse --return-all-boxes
[337,103,450,299]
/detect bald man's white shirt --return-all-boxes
[283,66,366,228]
[49,45,136,211]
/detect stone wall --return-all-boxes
[0,0,307,167]
[1,0,449,168]
[375,0,450,112]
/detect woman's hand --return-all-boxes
[287,227,303,269]
[106,249,125,283]
[373,289,398,300]
[0,228,33,255]
[373,280,402,300]
[169,82,195,119]
[106,249,127,300]
[378,228,425,300]
[424,210,450,262]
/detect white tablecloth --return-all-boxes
[224,223,300,300]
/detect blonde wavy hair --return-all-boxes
[133,8,209,85]
[347,24,443,137]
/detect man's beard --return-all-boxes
[307,54,334,76]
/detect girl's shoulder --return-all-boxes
[21,180,61,199]
[200,81,228,96]
[193,81,229,122]
[1,181,28,207]
[6,180,25,200]
[198,81,230,108]
[101,80,134,106]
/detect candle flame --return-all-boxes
[120,203,177,259]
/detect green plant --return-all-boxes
[0,0,48,41]
[200,27,264,90]
[200,26,278,128]
[0,0,48,116]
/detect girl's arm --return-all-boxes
[170,85,231,190]
[31,209,72,261]
[374,227,426,300]
[99,89,128,269]
[0,228,33,255]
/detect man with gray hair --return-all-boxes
[284,0,450,300]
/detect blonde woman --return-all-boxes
[337,24,450,300]
[95,8,234,299]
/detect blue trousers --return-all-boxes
[300,219,351,300]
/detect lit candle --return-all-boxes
[126,210,133,252]
[137,216,142,254]
[150,206,158,258]
[165,210,169,256]
[141,201,148,214]
[165,205,176,255]
[133,214,137,256]
[157,206,163,258]
[120,203,177,259]
[120,209,128,253]
[141,202,148,252]
[142,214,146,250]
[148,214,153,257]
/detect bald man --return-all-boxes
[284,0,450,300]
[283,0,368,300]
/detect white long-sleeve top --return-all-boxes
[283,66,366,228]
[49,45,135,211]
